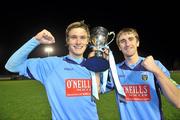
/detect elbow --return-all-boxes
[174,102,180,109]
[177,105,180,109]
[176,96,180,109]
[5,63,17,73]
[5,63,10,71]
[176,89,180,108]
[173,94,180,109]
[5,64,13,72]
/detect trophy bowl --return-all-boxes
[83,26,115,72]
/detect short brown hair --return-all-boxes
[116,28,139,45]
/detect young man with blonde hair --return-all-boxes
[5,21,100,120]
[112,28,180,120]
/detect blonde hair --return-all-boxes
[116,28,139,45]
[66,20,90,42]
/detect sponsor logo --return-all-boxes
[64,68,74,70]
[66,79,91,97]
[123,84,151,101]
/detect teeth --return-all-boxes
[74,46,83,49]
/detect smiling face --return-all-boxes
[116,28,140,60]
[67,28,89,58]
[118,32,139,58]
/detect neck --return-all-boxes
[68,54,83,59]
[124,53,139,65]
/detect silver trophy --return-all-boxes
[83,26,115,72]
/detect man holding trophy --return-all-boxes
[84,26,126,101]
[5,21,102,120]
[84,26,113,72]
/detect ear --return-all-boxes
[137,40,140,47]
[118,46,122,51]
[66,38,69,45]
[85,41,89,45]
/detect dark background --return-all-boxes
[1,1,180,75]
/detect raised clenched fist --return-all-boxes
[141,55,159,73]
[34,29,55,44]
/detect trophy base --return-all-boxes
[83,57,109,72]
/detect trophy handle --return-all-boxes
[106,32,115,46]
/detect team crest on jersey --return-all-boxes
[141,72,148,81]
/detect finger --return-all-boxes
[88,51,95,58]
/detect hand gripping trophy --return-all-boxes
[83,26,115,72]
[84,26,126,100]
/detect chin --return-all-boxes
[75,52,84,56]
[125,53,134,57]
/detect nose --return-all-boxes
[76,37,82,44]
[125,40,131,46]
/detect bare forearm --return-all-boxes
[154,69,180,108]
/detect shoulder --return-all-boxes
[154,59,164,67]
[154,59,170,77]
[116,60,125,67]
[35,56,64,64]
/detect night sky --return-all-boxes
[1,1,180,75]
